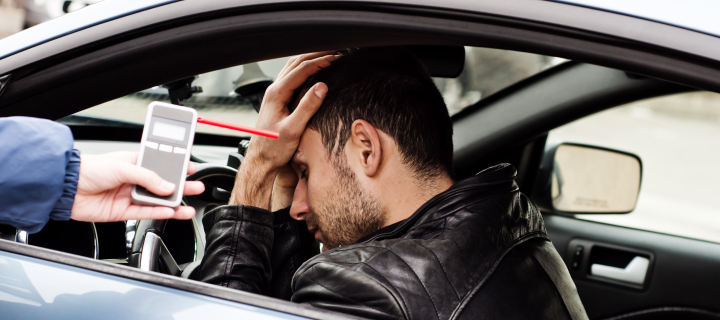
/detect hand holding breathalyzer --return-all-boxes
[131,102,198,207]
[129,101,280,209]
[71,151,204,223]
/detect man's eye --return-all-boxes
[301,169,307,179]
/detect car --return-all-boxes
[1,0,719,319]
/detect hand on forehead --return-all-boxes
[249,51,337,165]
[230,50,338,207]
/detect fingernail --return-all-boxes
[160,181,176,192]
[314,83,328,99]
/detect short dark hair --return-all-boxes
[300,47,454,179]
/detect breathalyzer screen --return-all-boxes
[152,121,186,141]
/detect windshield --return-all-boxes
[78,46,558,125]
[74,47,558,162]
[75,59,285,137]
[437,47,560,114]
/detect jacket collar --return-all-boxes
[359,163,518,243]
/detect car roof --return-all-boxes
[555,0,720,38]
[3,0,719,62]
[2,0,720,77]
[0,0,179,60]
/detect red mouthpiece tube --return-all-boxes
[197,117,279,139]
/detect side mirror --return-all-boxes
[532,143,642,214]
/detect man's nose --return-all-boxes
[289,182,309,220]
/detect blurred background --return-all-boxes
[0,0,100,37]
[0,0,24,39]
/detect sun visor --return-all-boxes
[406,45,465,78]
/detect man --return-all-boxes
[198,47,586,319]
[0,116,204,233]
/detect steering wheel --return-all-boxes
[128,164,237,278]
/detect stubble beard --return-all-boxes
[306,154,386,250]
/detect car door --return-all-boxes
[452,61,720,319]
[3,0,720,319]
[0,241,327,320]
[541,91,720,320]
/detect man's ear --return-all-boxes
[350,120,382,177]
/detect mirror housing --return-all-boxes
[531,143,642,214]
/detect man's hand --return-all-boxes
[71,151,205,222]
[230,51,336,208]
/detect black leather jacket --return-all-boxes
[197,164,588,319]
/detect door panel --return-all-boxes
[0,249,306,320]
[0,239,354,320]
[545,215,720,319]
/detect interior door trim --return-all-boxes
[545,215,720,319]
[601,307,720,320]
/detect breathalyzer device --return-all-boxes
[131,101,197,207]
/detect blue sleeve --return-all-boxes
[0,117,80,233]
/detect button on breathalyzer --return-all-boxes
[131,102,197,207]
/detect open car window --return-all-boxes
[51,45,559,269]
[72,47,558,128]
[70,47,557,164]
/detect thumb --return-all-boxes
[114,162,175,196]
[285,82,327,133]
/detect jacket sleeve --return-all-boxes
[197,205,275,294]
[291,252,407,320]
[196,205,319,298]
[267,207,320,300]
[0,117,80,233]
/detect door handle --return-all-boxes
[591,256,649,285]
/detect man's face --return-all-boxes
[289,129,386,250]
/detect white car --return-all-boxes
[1,0,720,319]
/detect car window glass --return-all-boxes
[75,60,279,137]
[547,91,720,243]
[437,47,560,115]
